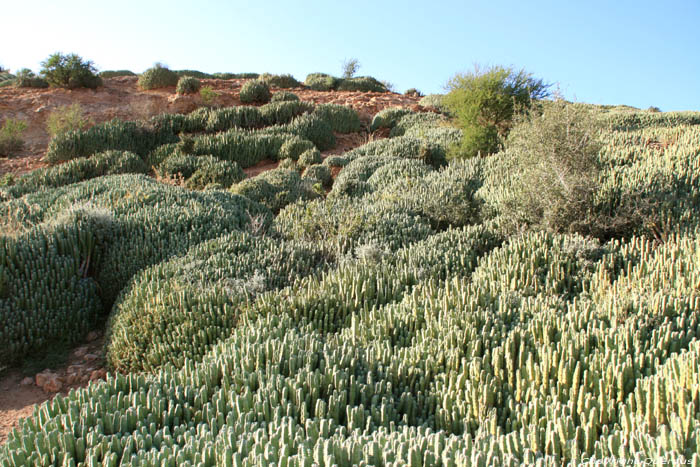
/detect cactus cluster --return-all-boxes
[2,107,700,465]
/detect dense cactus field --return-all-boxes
[1,98,700,465]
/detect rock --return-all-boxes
[73,346,89,358]
[90,369,106,381]
[36,371,63,393]
[86,331,100,342]
[21,377,33,386]
[83,353,100,362]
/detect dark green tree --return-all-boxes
[443,65,550,158]
[40,52,102,89]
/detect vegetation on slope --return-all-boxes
[1,66,700,465]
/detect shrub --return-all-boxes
[323,155,348,167]
[302,164,332,187]
[231,168,320,213]
[419,93,446,111]
[176,75,201,94]
[239,80,271,104]
[186,158,245,190]
[271,91,300,102]
[2,150,148,198]
[502,99,605,236]
[370,107,412,131]
[0,71,14,88]
[40,52,102,89]
[138,64,179,90]
[277,158,297,170]
[304,72,338,91]
[99,70,136,78]
[0,118,27,157]
[279,136,315,161]
[443,64,550,158]
[173,69,212,79]
[259,101,314,126]
[312,103,361,133]
[45,103,92,138]
[212,72,260,79]
[265,113,336,150]
[297,148,322,168]
[260,73,301,88]
[337,76,387,92]
[199,85,219,106]
[341,58,360,78]
[45,118,178,163]
[404,88,422,97]
[14,68,48,88]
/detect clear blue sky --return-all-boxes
[4,0,699,111]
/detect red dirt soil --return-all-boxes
[0,76,423,176]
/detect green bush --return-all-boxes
[99,70,136,78]
[1,150,148,198]
[14,68,48,88]
[272,113,335,150]
[277,158,298,170]
[187,158,245,190]
[259,100,314,126]
[278,136,315,161]
[370,107,412,131]
[270,91,300,102]
[443,65,550,158]
[239,80,271,104]
[323,155,349,167]
[40,52,102,89]
[173,69,212,79]
[302,163,332,187]
[175,75,201,95]
[231,168,320,213]
[45,103,92,138]
[500,99,608,237]
[389,112,449,137]
[45,118,178,163]
[304,72,338,91]
[138,64,179,90]
[212,72,260,79]
[419,93,446,111]
[0,118,27,157]
[105,232,326,373]
[260,73,301,88]
[337,76,387,92]
[312,103,362,133]
[199,85,219,106]
[156,152,245,189]
[297,148,322,168]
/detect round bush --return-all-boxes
[138,64,179,90]
[278,158,298,170]
[323,155,349,167]
[278,136,315,161]
[298,148,322,168]
[302,164,332,187]
[304,73,337,91]
[100,70,136,78]
[271,91,300,103]
[14,69,48,89]
[239,80,271,104]
[260,73,301,88]
[176,76,201,95]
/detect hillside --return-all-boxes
[1,71,700,465]
[0,76,421,176]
